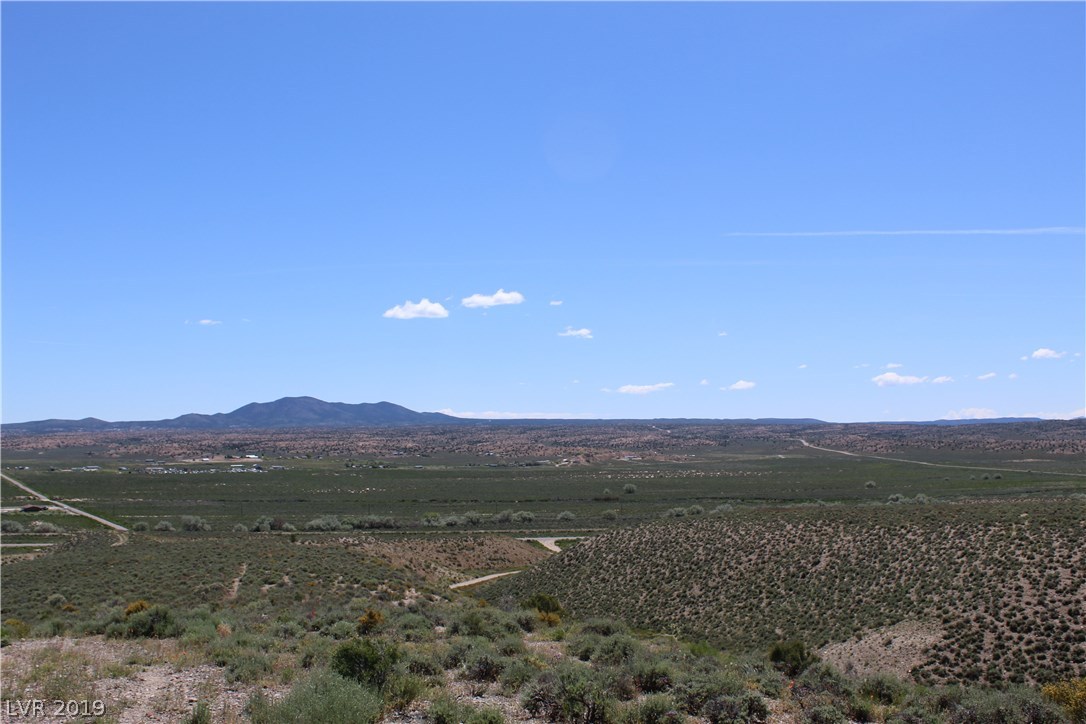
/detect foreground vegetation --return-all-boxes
[485,498,1086,688]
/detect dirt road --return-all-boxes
[1,472,129,532]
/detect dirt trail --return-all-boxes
[225,562,247,601]
[517,536,586,552]
[449,570,521,589]
[796,439,1086,477]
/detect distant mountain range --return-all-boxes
[1,396,1052,433]
[2,397,460,433]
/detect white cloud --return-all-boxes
[725,380,757,391]
[617,382,674,395]
[884,362,903,369]
[977,372,997,381]
[382,298,449,319]
[717,331,728,337]
[699,379,710,386]
[1008,373,1018,380]
[549,300,563,306]
[854,363,870,369]
[437,408,594,420]
[944,407,998,420]
[461,289,525,308]
[872,372,928,387]
[797,364,808,369]
[558,326,592,339]
[197,319,222,326]
[931,376,954,384]
[1030,348,1066,360]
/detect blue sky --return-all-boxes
[3,2,1083,423]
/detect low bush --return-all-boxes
[427,694,504,724]
[769,640,819,676]
[2,520,25,533]
[522,663,617,723]
[624,694,684,723]
[703,691,770,723]
[329,638,400,689]
[181,516,211,532]
[248,670,382,724]
[153,521,175,532]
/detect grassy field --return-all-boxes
[3,426,1083,534]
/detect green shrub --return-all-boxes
[153,521,175,532]
[114,604,180,638]
[131,522,150,532]
[184,701,212,724]
[806,705,847,724]
[329,638,400,689]
[225,651,272,683]
[624,484,637,494]
[2,520,26,533]
[181,515,211,531]
[624,694,684,723]
[464,649,507,682]
[512,510,536,523]
[769,640,819,676]
[248,670,382,724]
[521,593,565,616]
[449,607,519,640]
[581,617,628,637]
[522,663,617,723]
[686,505,705,516]
[29,520,64,533]
[593,634,642,666]
[859,673,908,706]
[303,516,342,532]
[384,673,426,712]
[427,694,505,724]
[631,656,675,694]
[673,668,745,714]
[703,691,770,723]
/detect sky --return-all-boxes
[2,2,1084,424]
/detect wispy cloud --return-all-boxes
[1030,348,1067,360]
[944,407,998,420]
[197,319,222,326]
[617,382,674,395]
[549,300,563,306]
[461,289,525,309]
[931,376,954,384]
[558,326,592,339]
[383,298,449,319]
[722,227,1085,238]
[718,331,728,337]
[872,372,927,386]
[438,408,594,420]
[977,372,997,381]
[725,380,756,391]
[797,364,808,369]
[699,378,710,386]
[883,362,903,369]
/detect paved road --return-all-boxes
[1,472,129,532]
[796,439,1086,478]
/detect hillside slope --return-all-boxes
[483,499,1086,686]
